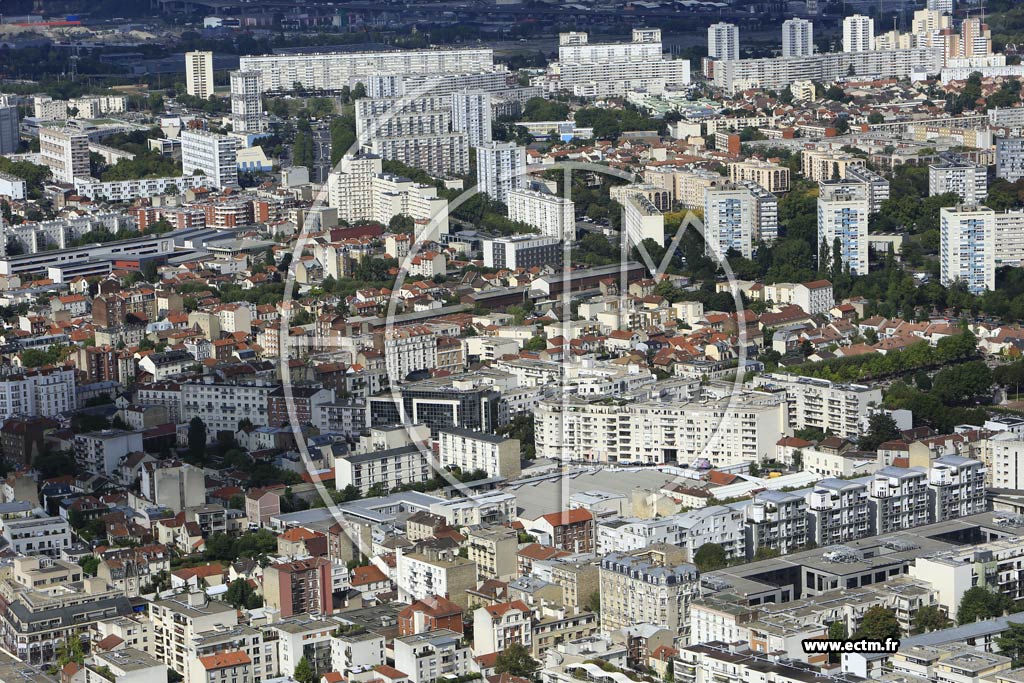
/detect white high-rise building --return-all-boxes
[623,194,665,248]
[939,204,995,294]
[355,96,469,177]
[704,185,755,260]
[927,0,954,13]
[843,14,875,53]
[476,141,525,205]
[229,70,265,134]
[451,90,492,148]
[38,126,89,184]
[929,158,988,204]
[180,129,238,189]
[185,51,214,99]
[817,180,869,275]
[707,23,740,61]
[507,189,574,240]
[782,18,815,58]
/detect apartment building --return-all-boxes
[644,167,724,209]
[181,382,272,436]
[396,550,478,610]
[355,96,469,177]
[843,14,875,52]
[230,70,266,134]
[392,630,472,683]
[0,365,76,420]
[782,18,814,57]
[990,432,1024,489]
[74,429,144,477]
[473,601,533,656]
[610,183,672,212]
[845,165,891,213]
[0,104,19,155]
[149,592,239,679]
[180,130,238,189]
[190,623,278,683]
[384,325,443,382]
[597,507,746,562]
[238,47,496,93]
[39,125,89,184]
[549,29,690,96]
[728,159,790,193]
[369,376,505,436]
[930,157,988,203]
[464,527,519,582]
[262,558,333,618]
[74,174,207,202]
[802,149,866,183]
[529,509,595,554]
[805,479,871,546]
[599,546,699,639]
[185,51,214,98]
[507,188,575,240]
[623,194,665,248]
[869,466,931,534]
[438,428,521,479]
[713,47,943,94]
[451,90,492,147]
[752,373,881,439]
[707,22,739,61]
[929,455,987,521]
[335,444,433,495]
[744,490,808,557]
[996,137,1024,183]
[398,596,464,636]
[1,515,70,556]
[817,180,870,275]
[481,234,561,270]
[535,392,788,468]
[940,204,996,294]
[704,184,755,260]
[331,630,385,676]
[476,141,526,204]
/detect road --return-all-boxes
[312,124,332,184]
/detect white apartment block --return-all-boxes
[238,48,495,93]
[707,22,740,61]
[713,47,943,95]
[74,175,207,202]
[180,382,271,435]
[149,593,241,682]
[335,445,433,495]
[384,325,442,381]
[996,137,1024,183]
[752,373,881,439]
[843,15,875,53]
[0,365,76,420]
[185,51,214,99]
[704,185,755,260]
[355,95,469,177]
[473,602,533,656]
[393,630,472,683]
[437,427,521,478]
[929,455,986,521]
[782,18,814,58]
[180,130,238,189]
[596,507,746,562]
[507,188,574,239]
[481,234,561,270]
[395,550,478,609]
[549,29,691,96]
[869,466,930,534]
[371,133,469,178]
[845,166,890,214]
[476,141,525,204]
[1,515,70,556]
[623,194,665,248]
[0,173,27,200]
[929,158,988,203]
[990,432,1024,489]
[818,180,869,275]
[0,105,18,156]
[451,90,492,148]
[39,126,90,184]
[940,204,995,294]
[806,479,871,546]
[535,392,788,468]
[75,429,144,477]
[331,631,385,677]
[230,70,266,134]
[745,490,808,556]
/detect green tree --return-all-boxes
[585,590,600,614]
[78,555,100,577]
[958,587,1013,625]
[753,547,780,561]
[693,543,728,572]
[827,621,848,664]
[524,335,547,352]
[912,605,951,634]
[852,606,901,641]
[859,412,901,452]
[56,631,85,667]
[293,656,316,683]
[997,622,1024,667]
[495,642,540,678]
[932,360,993,404]
[224,577,264,609]
[188,417,207,462]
